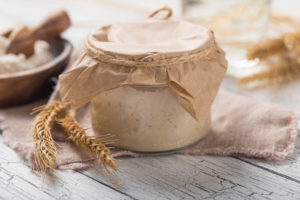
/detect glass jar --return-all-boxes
[59,12,227,153]
[183,0,271,76]
[91,85,211,152]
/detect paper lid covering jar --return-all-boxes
[59,8,227,152]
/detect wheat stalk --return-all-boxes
[59,113,117,172]
[243,32,300,86]
[32,101,69,177]
[239,57,300,85]
[247,38,287,60]
[284,33,300,63]
[284,33,300,50]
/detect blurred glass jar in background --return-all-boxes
[182,0,271,76]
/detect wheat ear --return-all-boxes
[284,33,300,63]
[59,113,117,172]
[284,33,300,50]
[32,101,69,176]
[239,58,300,85]
[247,38,287,60]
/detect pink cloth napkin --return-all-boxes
[0,88,298,170]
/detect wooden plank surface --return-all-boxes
[82,155,300,200]
[0,137,131,200]
[0,0,300,199]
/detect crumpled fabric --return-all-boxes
[0,88,298,170]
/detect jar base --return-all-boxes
[111,129,210,155]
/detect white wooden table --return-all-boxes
[0,0,300,199]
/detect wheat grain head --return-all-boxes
[60,115,118,172]
[32,101,69,177]
[239,57,300,85]
[247,38,287,60]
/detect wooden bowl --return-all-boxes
[0,37,72,107]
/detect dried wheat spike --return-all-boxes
[239,57,300,85]
[60,115,118,172]
[247,38,287,60]
[284,33,300,63]
[284,33,300,50]
[32,101,69,177]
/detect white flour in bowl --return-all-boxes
[0,36,54,75]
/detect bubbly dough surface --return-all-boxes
[92,86,211,152]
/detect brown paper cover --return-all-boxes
[59,18,227,123]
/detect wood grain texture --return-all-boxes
[0,0,300,200]
[0,137,131,200]
[237,136,300,183]
[81,155,300,200]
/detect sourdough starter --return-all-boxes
[91,86,210,152]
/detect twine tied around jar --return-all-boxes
[85,38,217,67]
